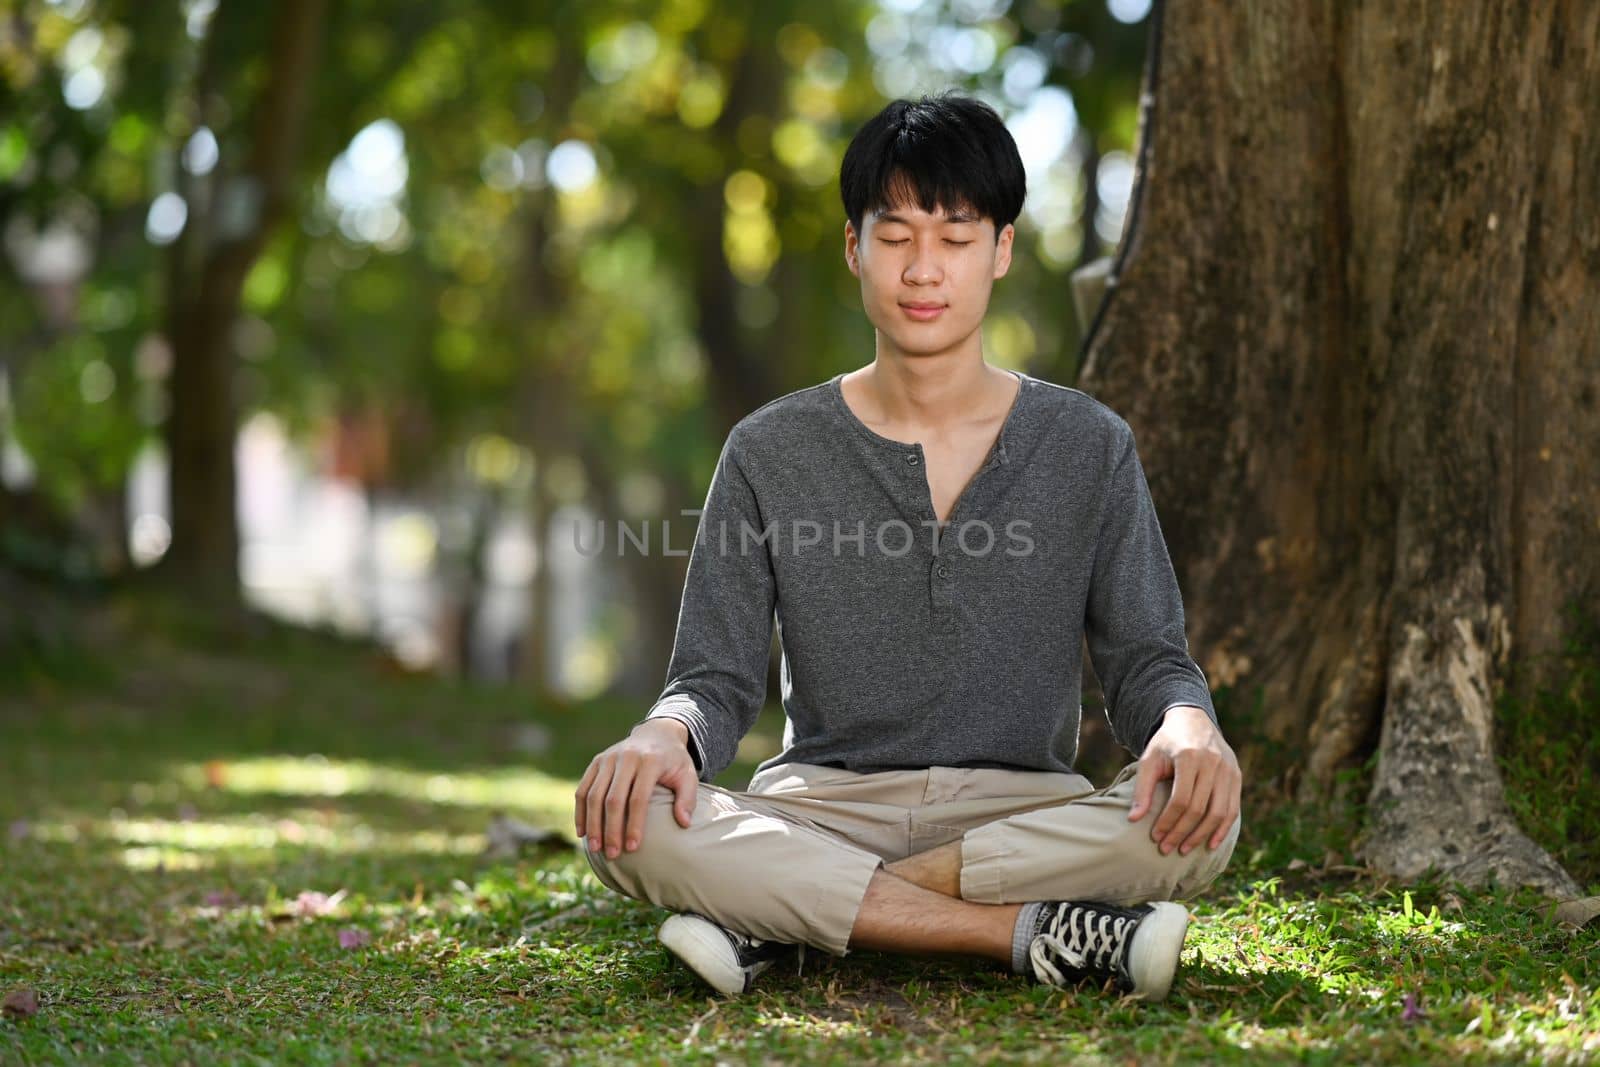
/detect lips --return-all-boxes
[900,302,946,320]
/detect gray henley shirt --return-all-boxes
[638,369,1217,782]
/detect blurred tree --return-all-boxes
[1,0,1151,700]
[0,0,187,579]
[1078,0,1599,895]
[162,0,327,606]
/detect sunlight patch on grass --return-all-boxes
[168,755,576,819]
[28,814,486,862]
[119,845,211,871]
[749,1009,871,1039]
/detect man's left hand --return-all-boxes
[1128,705,1241,856]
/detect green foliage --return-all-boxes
[3,0,1138,547]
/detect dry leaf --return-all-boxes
[484,813,560,859]
[2,988,39,1020]
[292,888,348,918]
[337,927,371,950]
[1553,896,1600,930]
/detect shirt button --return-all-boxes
[905,453,919,465]
[936,564,950,579]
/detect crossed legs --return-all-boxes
[848,843,1021,964]
[586,767,1240,962]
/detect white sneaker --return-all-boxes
[658,912,804,995]
[1026,899,1191,1002]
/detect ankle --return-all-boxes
[1010,901,1047,973]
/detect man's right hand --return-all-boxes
[574,717,697,860]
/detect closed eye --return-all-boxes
[879,239,972,247]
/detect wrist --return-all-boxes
[633,716,690,747]
[1162,703,1210,724]
[1149,704,1210,749]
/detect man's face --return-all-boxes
[845,198,1014,360]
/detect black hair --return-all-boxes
[839,91,1026,243]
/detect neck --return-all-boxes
[855,354,1012,434]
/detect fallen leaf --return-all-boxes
[484,813,560,859]
[338,927,371,950]
[1553,896,1600,930]
[2,988,39,1019]
[293,889,348,918]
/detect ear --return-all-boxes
[844,220,860,277]
[992,222,1015,280]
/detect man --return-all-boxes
[575,92,1242,1003]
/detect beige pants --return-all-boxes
[585,760,1241,957]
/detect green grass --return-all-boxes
[1,592,1596,1064]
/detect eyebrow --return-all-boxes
[874,209,981,225]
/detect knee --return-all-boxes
[1169,812,1241,900]
[1114,785,1240,901]
[582,785,699,900]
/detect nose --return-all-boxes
[903,242,943,285]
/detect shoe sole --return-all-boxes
[659,914,748,996]
[1125,901,1190,1002]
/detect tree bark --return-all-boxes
[1077,0,1598,896]
[163,0,327,607]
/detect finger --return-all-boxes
[574,759,599,837]
[584,757,616,853]
[662,761,698,828]
[1152,759,1196,843]
[623,760,659,852]
[1162,765,1213,853]
[1211,774,1243,849]
[1128,755,1165,822]
[1181,777,1229,854]
[1208,805,1239,851]
[602,755,638,858]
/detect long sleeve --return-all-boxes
[1084,420,1217,755]
[635,427,777,781]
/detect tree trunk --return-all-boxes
[510,48,583,707]
[163,0,326,607]
[688,28,785,431]
[1077,0,1598,896]
[1074,128,1103,271]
